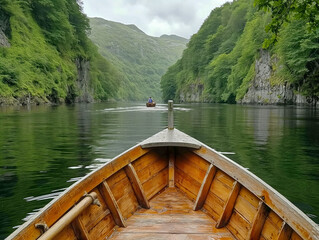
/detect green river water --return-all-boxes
[0,102,318,238]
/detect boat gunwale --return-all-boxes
[6,128,319,240]
[192,143,319,240]
[6,143,150,240]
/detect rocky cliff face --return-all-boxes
[241,49,317,106]
[74,58,94,103]
[179,83,204,102]
[0,11,11,47]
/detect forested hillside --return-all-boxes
[161,0,319,105]
[89,18,188,101]
[0,0,119,105]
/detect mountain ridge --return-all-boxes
[89,17,188,101]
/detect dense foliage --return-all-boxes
[89,18,187,101]
[254,0,319,46]
[0,0,119,104]
[161,0,319,103]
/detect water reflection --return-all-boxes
[0,103,318,239]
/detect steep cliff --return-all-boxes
[241,49,294,104]
[241,49,318,106]
[161,0,319,105]
[0,1,119,105]
[0,11,10,47]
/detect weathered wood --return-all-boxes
[248,201,269,240]
[277,222,293,240]
[210,175,233,202]
[175,154,207,184]
[168,147,175,187]
[168,100,174,129]
[216,181,241,228]
[99,181,126,227]
[143,168,168,199]
[193,164,216,210]
[7,129,319,240]
[177,148,210,172]
[290,231,303,240]
[54,225,77,240]
[71,217,90,240]
[227,210,251,240]
[117,189,139,220]
[135,156,168,184]
[234,195,258,224]
[88,213,116,240]
[203,191,224,220]
[124,163,150,209]
[107,172,133,201]
[175,167,201,200]
[140,128,202,149]
[7,145,149,240]
[194,146,319,240]
[108,187,235,240]
[37,192,99,240]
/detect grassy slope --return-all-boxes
[89,18,188,101]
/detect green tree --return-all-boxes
[254,0,319,46]
[275,20,319,100]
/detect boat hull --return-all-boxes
[6,129,319,240]
[146,102,156,107]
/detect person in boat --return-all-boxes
[148,97,153,103]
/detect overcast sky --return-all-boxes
[81,0,230,39]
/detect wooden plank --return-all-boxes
[7,145,149,240]
[203,192,225,220]
[99,181,126,227]
[238,187,260,209]
[54,225,77,240]
[108,187,235,240]
[117,190,139,220]
[71,217,90,240]
[261,218,279,240]
[234,195,259,224]
[210,173,232,202]
[88,213,116,240]
[132,150,166,173]
[214,170,236,188]
[216,181,241,228]
[175,168,201,200]
[168,147,175,187]
[37,192,100,240]
[248,201,269,240]
[194,146,319,240]
[79,188,110,231]
[193,164,217,210]
[177,148,210,171]
[136,157,168,184]
[268,211,283,230]
[290,231,303,240]
[175,154,207,184]
[108,174,132,201]
[277,222,293,240]
[124,163,150,209]
[224,210,250,240]
[106,169,127,189]
[143,168,168,199]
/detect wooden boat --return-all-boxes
[6,101,319,240]
[146,102,156,107]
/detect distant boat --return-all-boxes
[6,101,319,240]
[146,102,156,107]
